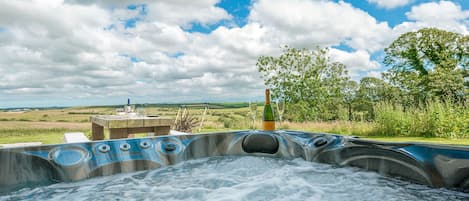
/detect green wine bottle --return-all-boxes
[262,89,275,131]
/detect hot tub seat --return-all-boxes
[0,130,468,194]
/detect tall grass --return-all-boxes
[372,100,468,138]
[0,128,90,144]
[282,121,374,136]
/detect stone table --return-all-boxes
[90,115,173,140]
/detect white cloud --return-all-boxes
[329,49,381,79]
[365,71,383,79]
[146,1,231,28]
[367,0,411,9]
[394,1,469,34]
[0,0,467,107]
[0,0,264,107]
[249,0,392,52]
[65,0,231,28]
[0,0,109,37]
[0,0,396,107]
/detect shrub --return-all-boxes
[174,112,200,133]
[372,100,468,138]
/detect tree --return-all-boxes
[343,80,358,121]
[257,46,350,121]
[354,77,401,120]
[357,77,400,103]
[383,28,468,104]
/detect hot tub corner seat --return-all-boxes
[0,151,59,194]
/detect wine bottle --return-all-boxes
[262,89,275,131]
[125,98,131,113]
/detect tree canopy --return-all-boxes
[257,46,350,121]
[255,28,468,138]
[256,28,467,123]
[383,28,468,103]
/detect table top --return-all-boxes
[90,115,173,128]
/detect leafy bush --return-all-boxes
[372,100,468,138]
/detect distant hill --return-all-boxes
[1,102,255,111]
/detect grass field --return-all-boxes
[0,104,468,146]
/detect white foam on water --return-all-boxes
[1,156,468,201]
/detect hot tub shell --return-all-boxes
[0,130,468,194]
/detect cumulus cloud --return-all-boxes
[146,1,231,28]
[367,0,411,9]
[0,0,467,107]
[65,0,231,28]
[329,49,381,79]
[249,0,392,52]
[365,71,383,79]
[394,1,469,34]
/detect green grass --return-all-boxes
[0,103,468,146]
[372,100,468,138]
[0,128,90,145]
[363,136,469,146]
[0,133,63,144]
[0,128,87,144]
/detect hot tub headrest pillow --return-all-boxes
[242,133,279,154]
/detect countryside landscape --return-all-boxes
[1,100,467,146]
[0,1,468,200]
[1,27,468,147]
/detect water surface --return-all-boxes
[1,156,468,201]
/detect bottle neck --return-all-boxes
[265,89,270,105]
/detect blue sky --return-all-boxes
[0,0,467,108]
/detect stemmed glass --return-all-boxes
[136,107,146,117]
[249,101,257,130]
[276,100,285,129]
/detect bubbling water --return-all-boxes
[1,156,468,201]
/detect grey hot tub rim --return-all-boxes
[0,130,468,194]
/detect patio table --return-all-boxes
[90,115,172,140]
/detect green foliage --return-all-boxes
[372,100,468,138]
[254,28,467,139]
[383,28,468,103]
[284,101,316,122]
[343,80,358,121]
[352,77,401,120]
[257,46,350,121]
[216,113,251,129]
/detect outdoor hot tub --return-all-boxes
[0,130,468,200]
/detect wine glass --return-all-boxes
[249,101,257,130]
[276,100,285,128]
[136,107,146,117]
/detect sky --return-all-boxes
[0,0,467,108]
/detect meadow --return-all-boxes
[0,102,468,146]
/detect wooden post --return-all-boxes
[92,122,104,140]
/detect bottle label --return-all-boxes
[262,121,275,131]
